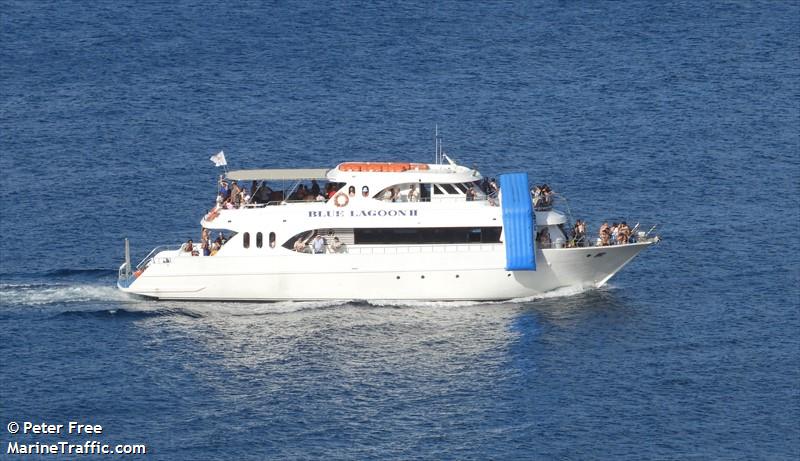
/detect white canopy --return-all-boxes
[225,168,330,181]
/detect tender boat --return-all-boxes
[118,154,659,301]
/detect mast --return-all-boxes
[434,124,444,164]
[124,238,131,278]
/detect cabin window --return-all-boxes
[433,185,444,195]
[454,183,468,193]
[441,183,459,194]
[353,227,502,245]
[256,232,263,248]
[269,232,276,248]
[243,232,250,248]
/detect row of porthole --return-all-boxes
[394,273,513,279]
[243,232,276,249]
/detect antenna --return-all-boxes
[434,124,439,164]
[435,125,445,164]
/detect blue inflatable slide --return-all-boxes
[499,173,536,271]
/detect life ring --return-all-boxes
[334,193,349,207]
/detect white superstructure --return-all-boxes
[118,160,659,301]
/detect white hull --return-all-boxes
[119,242,652,301]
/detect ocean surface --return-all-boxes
[1,1,798,459]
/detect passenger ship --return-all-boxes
[118,157,659,301]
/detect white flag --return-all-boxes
[209,150,227,167]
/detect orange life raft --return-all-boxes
[338,162,430,172]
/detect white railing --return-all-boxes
[343,243,500,256]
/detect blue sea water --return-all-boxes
[1,1,798,459]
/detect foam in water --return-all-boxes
[506,284,596,303]
[0,281,601,311]
[0,283,133,306]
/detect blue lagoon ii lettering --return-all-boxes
[308,209,420,218]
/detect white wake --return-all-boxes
[0,283,133,306]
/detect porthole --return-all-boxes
[269,232,276,248]
[396,276,400,280]
[507,273,511,277]
[455,274,460,278]
[256,232,263,248]
[421,275,425,279]
[243,232,250,249]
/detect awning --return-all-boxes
[225,168,330,181]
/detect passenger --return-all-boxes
[201,239,210,256]
[532,186,542,208]
[599,222,611,246]
[293,239,307,253]
[618,221,630,245]
[218,179,230,200]
[210,241,221,256]
[541,184,553,208]
[253,181,271,204]
[480,178,490,194]
[310,180,321,197]
[184,239,198,256]
[537,229,551,248]
[489,178,499,193]
[466,186,477,201]
[611,222,620,245]
[572,219,587,247]
[250,181,258,200]
[231,182,242,208]
[312,234,326,254]
[330,236,344,253]
[407,184,420,202]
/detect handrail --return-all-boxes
[337,243,500,256]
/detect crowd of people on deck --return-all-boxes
[292,231,346,254]
[531,184,554,210]
[566,219,636,247]
[183,228,230,256]
[214,178,348,209]
[199,173,638,255]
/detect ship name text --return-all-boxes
[308,209,419,218]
